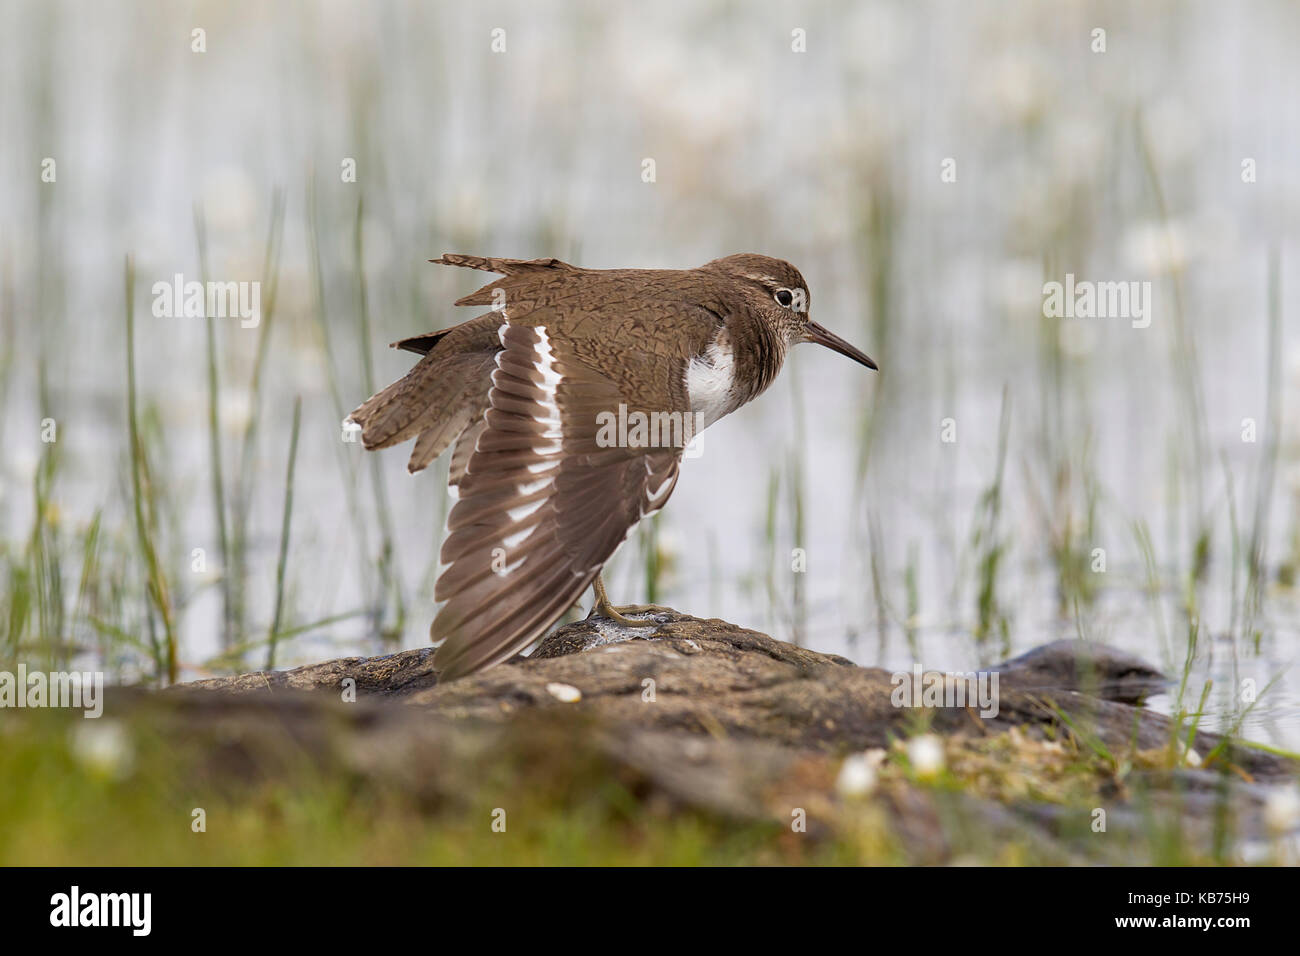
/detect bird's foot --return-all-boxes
[587,601,662,628]
[588,573,664,628]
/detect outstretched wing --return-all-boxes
[432,322,682,679]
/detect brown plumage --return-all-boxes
[349,253,877,679]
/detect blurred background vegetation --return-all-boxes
[1,0,1298,754]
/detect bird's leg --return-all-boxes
[588,572,660,628]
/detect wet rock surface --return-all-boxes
[992,639,1171,704]
[164,608,1297,862]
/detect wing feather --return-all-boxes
[432,322,683,679]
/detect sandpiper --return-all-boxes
[349,254,877,678]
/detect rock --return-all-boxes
[157,608,1296,862]
[528,607,856,668]
[404,612,1284,774]
[178,647,440,698]
[993,639,1170,703]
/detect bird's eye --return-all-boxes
[774,288,795,308]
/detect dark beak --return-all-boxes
[804,321,878,370]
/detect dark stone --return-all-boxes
[993,638,1171,703]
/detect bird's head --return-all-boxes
[700,254,878,370]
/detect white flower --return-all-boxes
[70,720,134,779]
[1121,221,1191,275]
[1263,786,1300,833]
[907,734,945,778]
[219,389,252,435]
[545,682,582,703]
[977,55,1051,125]
[836,750,884,798]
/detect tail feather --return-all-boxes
[354,257,567,476]
[349,350,495,462]
[408,405,474,474]
[348,358,440,451]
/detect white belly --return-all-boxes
[685,339,740,430]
